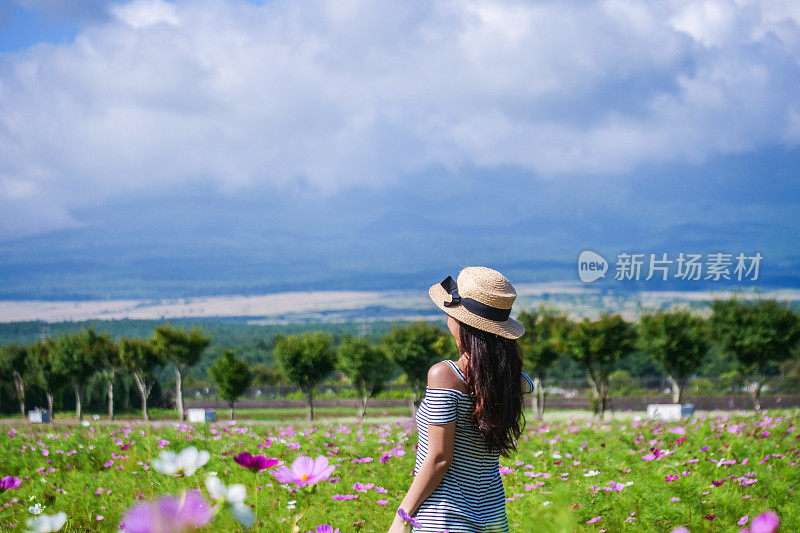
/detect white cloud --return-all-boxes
[0,0,799,238]
[111,0,179,28]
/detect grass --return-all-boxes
[0,408,797,532]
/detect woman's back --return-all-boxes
[412,359,509,533]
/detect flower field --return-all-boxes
[0,410,798,532]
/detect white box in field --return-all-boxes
[28,410,50,423]
[187,409,206,423]
[647,404,683,421]
[187,409,216,423]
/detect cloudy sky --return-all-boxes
[0,0,799,298]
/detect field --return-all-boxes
[0,409,798,532]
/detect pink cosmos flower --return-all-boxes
[748,510,780,533]
[120,492,211,533]
[586,516,601,524]
[271,455,336,488]
[233,452,279,473]
[311,526,341,533]
[738,516,749,526]
[670,528,689,533]
[0,476,21,491]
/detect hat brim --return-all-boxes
[428,282,525,340]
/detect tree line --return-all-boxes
[1,295,798,422]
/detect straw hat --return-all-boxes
[428,266,525,339]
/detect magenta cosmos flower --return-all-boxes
[120,491,212,533]
[0,476,21,491]
[747,511,780,533]
[233,452,279,473]
[271,455,336,487]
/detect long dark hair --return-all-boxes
[457,319,526,458]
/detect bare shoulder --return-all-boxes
[427,361,464,391]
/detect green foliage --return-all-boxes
[273,331,336,395]
[208,350,253,406]
[52,328,113,387]
[638,310,709,379]
[380,321,449,400]
[0,343,28,379]
[710,297,800,377]
[336,335,394,398]
[119,337,163,377]
[557,313,637,417]
[152,324,212,372]
[637,309,709,402]
[517,304,571,378]
[26,338,67,394]
[250,363,284,386]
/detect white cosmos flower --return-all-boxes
[151,446,210,476]
[205,476,254,528]
[25,511,67,533]
[81,421,90,427]
[542,501,552,506]
[583,470,601,477]
[28,503,44,515]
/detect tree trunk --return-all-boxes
[667,376,684,404]
[133,373,150,421]
[306,390,314,421]
[586,371,602,418]
[533,376,545,421]
[230,401,235,421]
[596,381,608,420]
[359,395,368,421]
[175,368,185,422]
[74,384,83,421]
[13,371,25,418]
[107,381,115,421]
[46,392,54,420]
[752,376,763,411]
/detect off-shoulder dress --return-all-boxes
[411,359,534,533]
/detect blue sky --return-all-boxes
[0,0,798,298]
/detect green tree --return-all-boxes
[557,313,637,419]
[27,338,67,419]
[152,324,212,422]
[119,337,164,421]
[251,363,283,386]
[0,344,29,417]
[517,304,571,420]
[380,321,449,418]
[208,350,253,420]
[52,328,109,421]
[637,309,709,403]
[273,331,336,421]
[710,297,800,410]
[336,335,394,420]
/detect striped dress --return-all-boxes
[411,359,534,533]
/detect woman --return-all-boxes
[388,266,534,533]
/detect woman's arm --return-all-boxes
[397,422,455,516]
[389,363,458,531]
